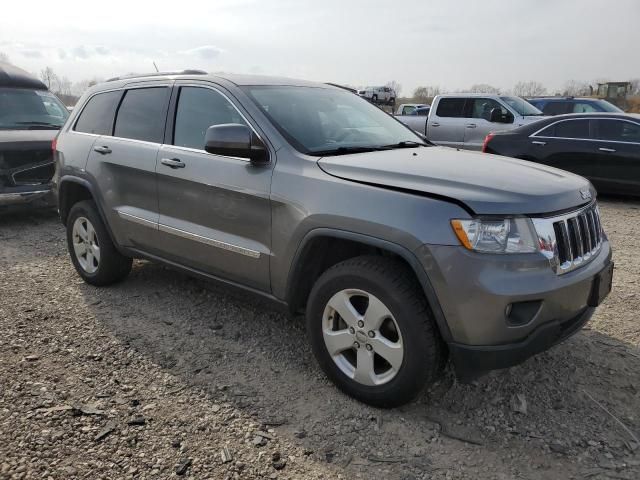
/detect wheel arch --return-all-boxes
[58,176,122,253]
[285,228,452,342]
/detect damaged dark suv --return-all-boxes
[0,62,69,209]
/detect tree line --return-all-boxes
[2,51,639,105]
[399,79,640,102]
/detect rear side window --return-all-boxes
[173,87,247,150]
[114,87,169,143]
[436,98,466,118]
[74,90,122,135]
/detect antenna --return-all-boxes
[152,62,159,72]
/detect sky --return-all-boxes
[0,0,638,96]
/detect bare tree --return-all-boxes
[386,80,402,97]
[512,81,547,97]
[413,86,442,101]
[563,80,591,96]
[40,66,59,90]
[0,51,9,64]
[56,76,72,96]
[629,78,640,96]
[467,83,501,94]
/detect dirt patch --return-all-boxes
[1,199,639,479]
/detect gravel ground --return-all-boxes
[1,198,639,480]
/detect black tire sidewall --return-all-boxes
[306,261,437,407]
[66,200,130,286]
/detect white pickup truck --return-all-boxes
[396,94,545,150]
[358,86,396,106]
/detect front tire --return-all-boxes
[66,200,132,286]
[306,256,444,407]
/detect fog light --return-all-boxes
[505,300,542,327]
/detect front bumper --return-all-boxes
[415,239,612,377]
[0,185,54,208]
[449,306,593,380]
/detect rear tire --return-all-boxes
[306,255,444,407]
[372,94,378,104]
[66,200,132,286]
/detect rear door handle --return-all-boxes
[531,140,547,146]
[431,122,440,127]
[93,146,112,154]
[466,123,477,129]
[599,147,616,153]
[160,158,186,169]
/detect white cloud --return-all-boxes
[0,0,638,94]
[181,45,223,60]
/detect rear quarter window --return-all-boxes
[74,90,122,135]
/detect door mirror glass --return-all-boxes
[204,124,269,164]
[489,108,513,123]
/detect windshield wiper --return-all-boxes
[14,121,61,129]
[311,145,392,156]
[381,140,428,149]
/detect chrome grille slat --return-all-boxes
[532,202,604,275]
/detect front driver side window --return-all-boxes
[173,87,247,150]
[469,98,508,122]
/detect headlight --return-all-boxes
[450,218,538,253]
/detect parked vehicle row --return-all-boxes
[396,93,544,150]
[0,62,69,209]
[53,71,612,407]
[483,113,640,196]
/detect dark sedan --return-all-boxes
[482,113,640,196]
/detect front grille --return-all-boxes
[0,149,54,188]
[12,163,55,185]
[0,149,52,170]
[533,203,603,275]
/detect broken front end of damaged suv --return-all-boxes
[0,62,69,209]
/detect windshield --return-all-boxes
[244,86,426,155]
[594,99,624,113]
[500,96,543,116]
[0,87,70,129]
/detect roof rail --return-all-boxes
[106,69,208,82]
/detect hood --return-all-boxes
[317,146,594,215]
[0,129,57,149]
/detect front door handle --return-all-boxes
[160,158,186,169]
[431,122,440,127]
[93,145,112,154]
[599,147,616,153]
[466,123,477,129]
[531,140,547,146]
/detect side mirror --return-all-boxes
[204,124,269,164]
[489,108,513,123]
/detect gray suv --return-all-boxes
[53,71,613,407]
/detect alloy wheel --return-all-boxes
[72,216,100,274]
[322,289,404,386]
